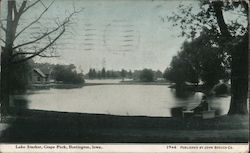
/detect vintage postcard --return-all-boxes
[0,0,249,152]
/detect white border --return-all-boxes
[0,144,249,153]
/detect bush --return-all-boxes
[139,69,154,82]
[53,64,85,84]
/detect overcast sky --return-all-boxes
[3,0,246,73]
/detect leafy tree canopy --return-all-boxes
[140,69,154,82]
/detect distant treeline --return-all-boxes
[88,68,132,79]
[87,68,163,81]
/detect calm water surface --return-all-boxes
[12,80,231,117]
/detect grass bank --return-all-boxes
[0,109,248,143]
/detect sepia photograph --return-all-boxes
[0,0,249,148]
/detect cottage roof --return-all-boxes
[33,68,46,78]
[40,67,52,75]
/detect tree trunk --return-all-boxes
[212,2,248,115]
[228,35,248,115]
[1,48,11,116]
[1,1,16,116]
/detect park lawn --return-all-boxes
[0,109,248,143]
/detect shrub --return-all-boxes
[139,69,154,82]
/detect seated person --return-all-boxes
[192,95,210,113]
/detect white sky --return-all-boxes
[2,0,247,74]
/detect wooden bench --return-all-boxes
[182,110,194,118]
[183,110,215,119]
[194,110,216,119]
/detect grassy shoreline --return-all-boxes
[0,109,248,143]
[28,81,171,91]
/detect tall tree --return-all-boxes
[92,68,97,78]
[101,68,106,79]
[0,0,81,115]
[128,70,133,79]
[88,68,93,79]
[164,31,228,90]
[168,1,248,114]
[121,69,126,81]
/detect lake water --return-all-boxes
[12,80,231,117]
